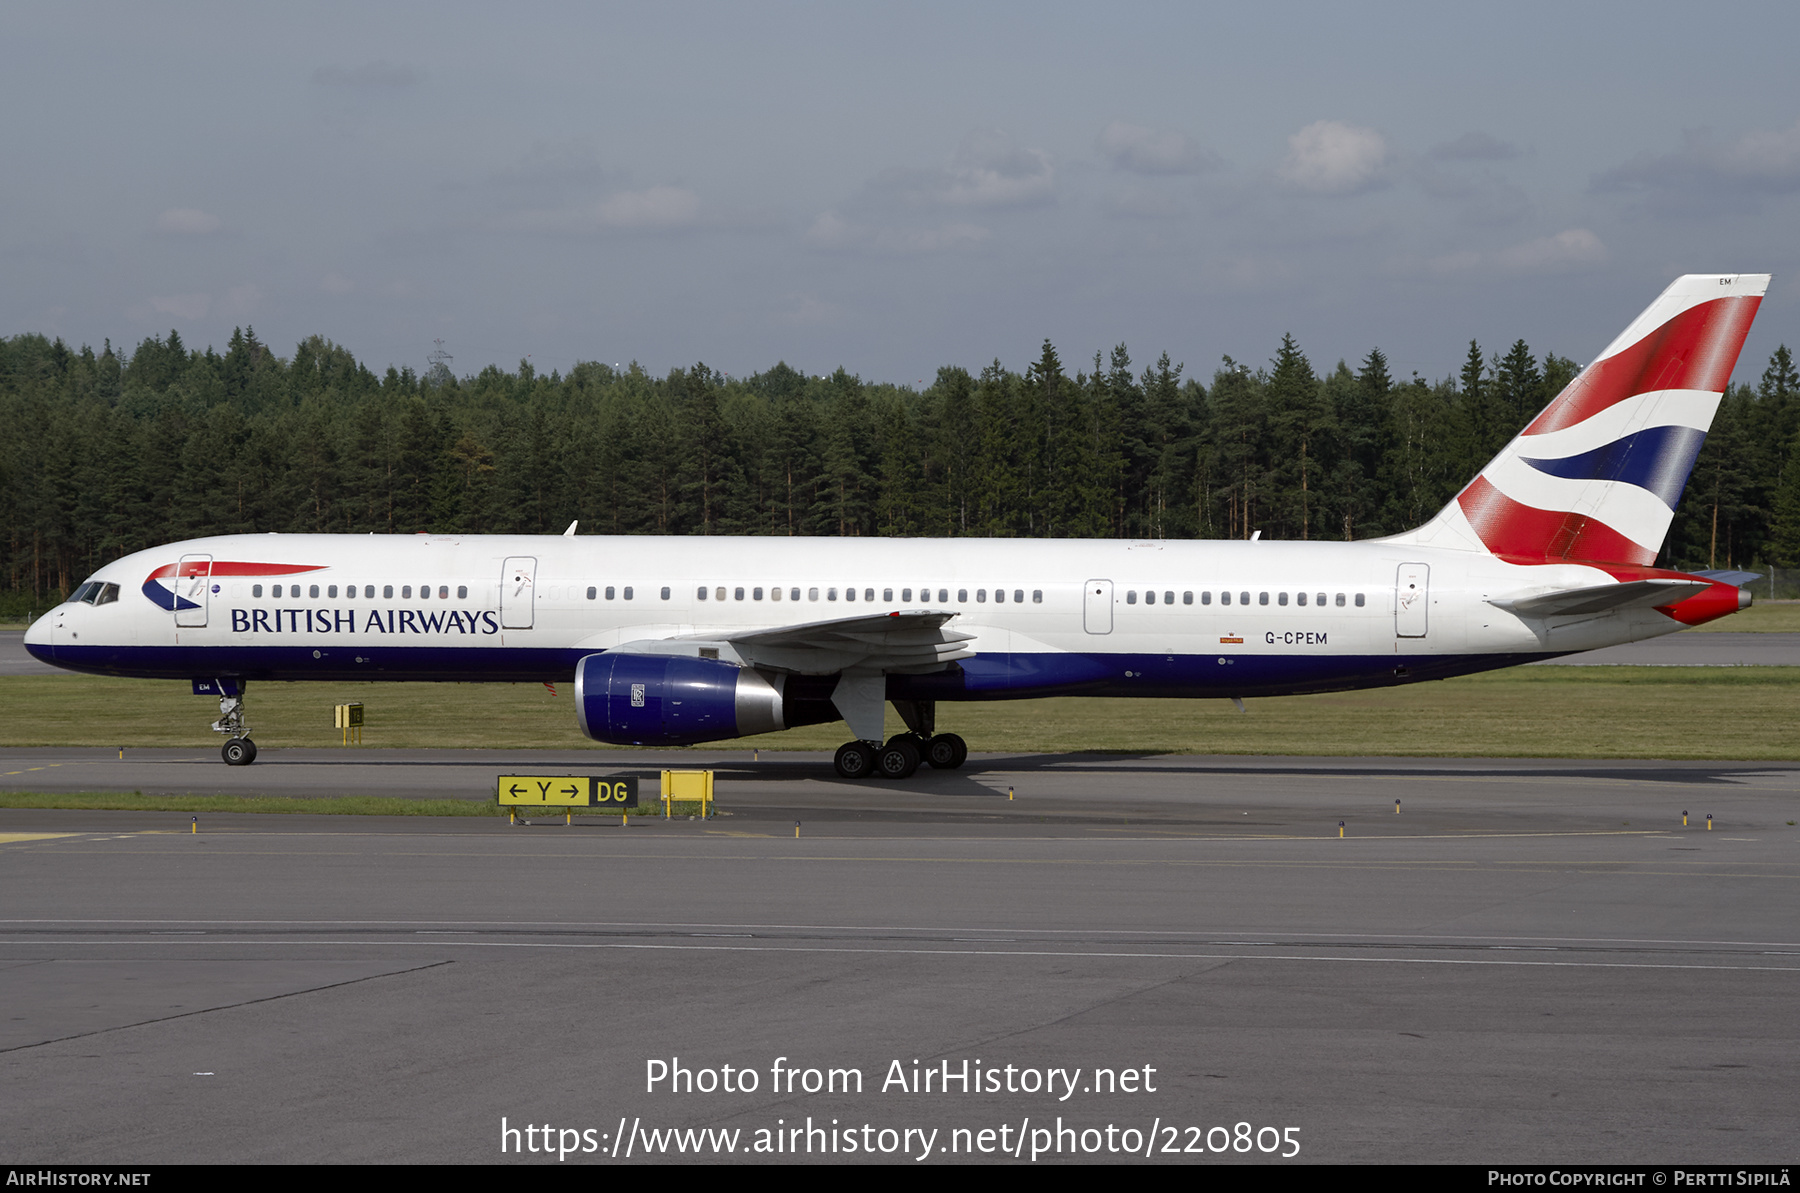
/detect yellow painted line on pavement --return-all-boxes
[0,832,79,844]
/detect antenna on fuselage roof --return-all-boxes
[563,521,578,536]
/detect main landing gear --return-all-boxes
[832,733,967,780]
[831,699,966,779]
[209,681,258,766]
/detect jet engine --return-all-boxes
[574,652,788,746]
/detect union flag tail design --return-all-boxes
[1410,274,1770,566]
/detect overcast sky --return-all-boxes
[6,1,1800,388]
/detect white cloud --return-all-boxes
[1103,186,1189,220]
[1417,228,1607,276]
[155,208,221,236]
[312,61,421,88]
[593,186,702,229]
[865,132,1055,212]
[149,293,209,320]
[1596,119,1800,205]
[771,294,842,327]
[1277,121,1390,194]
[499,186,704,234]
[1495,228,1606,273]
[1098,121,1214,175]
[221,283,262,318]
[805,211,988,255]
[1427,131,1522,161]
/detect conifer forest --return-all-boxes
[5,325,1798,605]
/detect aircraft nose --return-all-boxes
[22,609,56,663]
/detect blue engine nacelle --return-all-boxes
[574,652,787,746]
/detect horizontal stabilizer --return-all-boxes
[1488,578,1708,618]
[1692,569,1761,588]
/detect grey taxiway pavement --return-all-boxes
[3,749,1798,1165]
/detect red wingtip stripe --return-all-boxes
[1525,295,1761,436]
[1457,475,1656,566]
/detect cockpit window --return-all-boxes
[65,581,119,606]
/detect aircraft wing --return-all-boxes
[1487,578,1708,618]
[608,609,977,675]
[727,609,976,674]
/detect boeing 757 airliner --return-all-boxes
[24,274,1769,777]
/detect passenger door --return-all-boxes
[1083,579,1113,634]
[1395,563,1430,638]
[501,556,537,629]
[174,554,212,628]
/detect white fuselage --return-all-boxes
[25,533,1699,699]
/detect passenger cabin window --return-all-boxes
[587,586,597,600]
[1220,592,1230,606]
[604,586,615,600]
[977,589,987,603]
[1259,592,1269,605]
[939,589,949,603]
[1315,592,1325,606]
[1126,590,1137,605]
[1297,592,1307,606]
[1201,591,1211,605]
[383,585,394,599]
[716,587,726,602]
[735,587,745,601]
[884,588,894,602]
[697,587,708,600]
[458,586,468,599]
[439,586,448,599]
[809,588,820,601]
[1278,592,1288,606]
[1354,593,1365,607]
[845,587,855,601]
[957,589,968,603]
[753,587,763,600]
[827,588,837,601]
[1143,591,1153,605]
[1183,591,1193,605]
[1240,591,1250,605]
[402,586,413,598]
[1032,590,1042,603]
[252,584,263,598]
[902,588,912,602]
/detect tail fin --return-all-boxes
[1404,273,1770,565]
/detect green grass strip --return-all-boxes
[0,791,512,817]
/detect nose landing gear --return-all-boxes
[205,681,257,765]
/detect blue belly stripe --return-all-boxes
[28,641,1559,700]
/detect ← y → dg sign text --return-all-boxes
[495,775,639,807]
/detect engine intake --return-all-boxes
[574,653,786,746]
